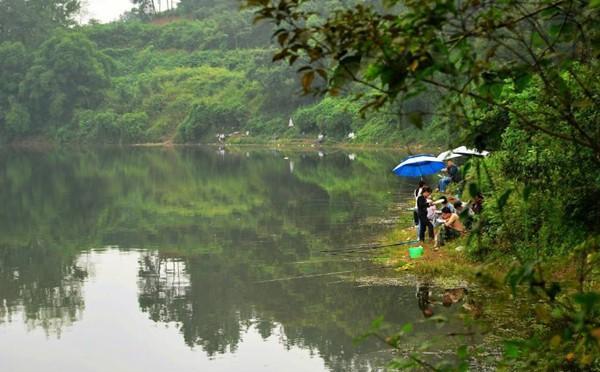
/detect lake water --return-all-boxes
[0,147,467,371]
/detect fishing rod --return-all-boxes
[320,239,419,254]
[253,266,391,284]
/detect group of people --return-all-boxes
[412,162,484,248]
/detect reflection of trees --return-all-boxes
[0,147,402,252]
[0,243,87,336]
[136,245,414,371]
[138,252,247,356]
[0,147,413,368]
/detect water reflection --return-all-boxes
[135,251,402,371]
[0,242,87,336]
[0,147,442,371]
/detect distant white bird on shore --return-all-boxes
[288,118,295,128]
[348,132,356,139]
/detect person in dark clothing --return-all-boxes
[413,180,427,236]
[438,160,460,192]
[417,187,434,242]
[470,193,484,214]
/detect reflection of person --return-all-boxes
[435,207,465,247]
[438,160,460,192]
[442,288,468,307]
[416,187,434,242]
[416,282,434,318]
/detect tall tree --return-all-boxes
[0,0,81,45]
[246,0,600,161]
[131,0,157,18]
[19,32,112,130]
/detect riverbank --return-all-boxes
[3,135,434,153]
[345,190,599,369]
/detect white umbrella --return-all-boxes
[437,150,462,161]
[452,146,490,157]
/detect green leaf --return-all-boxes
[468,183,480,199]
[364,64,382,81]
[461,161,472,180]
[496,189,512,211]
[370,315,384,330]
[514,73,532,92]
[331,55,362,88]
[574,292,600,313]
[504,340,522,359]
[523,185,532,202]
[457,345,469,359]
[400,323,413,335]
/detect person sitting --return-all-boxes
[453,200,464,214]
[453,200,475,229]
[438,160,460,192]
[470,192,484,214]
[439,196,456,213]
[434,207,465,248]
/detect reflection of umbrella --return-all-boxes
[437,150,462,161]
[392,154,445,177]
[452,146,489,157]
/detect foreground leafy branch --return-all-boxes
[245,0,599,160]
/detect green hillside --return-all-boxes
[0,0,439,146]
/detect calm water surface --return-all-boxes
[0,147,464,371]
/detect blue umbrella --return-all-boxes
[392,154,445,177]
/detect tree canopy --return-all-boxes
[246,0,599,159]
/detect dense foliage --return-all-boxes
[0,0,598,369]
[0,0,440,146]
[245,0,600,369]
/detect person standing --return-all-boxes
[413,180,426,238]
[417,187,434,242]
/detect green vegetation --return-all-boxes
[247,0,600,369]
[0,0,440,145]
[0,0,598,369]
